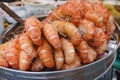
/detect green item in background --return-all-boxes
[113,49,120,70]
[103,4,120,17]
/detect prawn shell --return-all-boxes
[0,42,10,67]
[19,33,37,59]
[25,17,42,46]
[89,27,106,48]
[4,47,19,69]
[4,39,20,69]
[76,40,97,64]
[78,19,94,41]
[54,50,64,70]
[38,40,54,68]
[61,38,76,64]
[54,20,82,45]
[44,1,81,26]
[43,22,61,50]
[19,51,32,71]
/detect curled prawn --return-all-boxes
[76,40,97,64]
[38,39,54,68]
[43,22,61,50]
[88,27,107,54]
[83,1,94,13]
[89,27,107,48]
[25,17,42,46]
[85,10,104,27]
[54,20,82,45]
[78,19,95,41]
[19,33,36,60]
[54,50,64,70]
[93,2,110,23]
[45,2,81,26]
[78,1,94,13]
[19,33,37,70]
[70,0,94,17]
[61,38,76,64]
[4,38,20,69]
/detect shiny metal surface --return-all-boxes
[0,20,120,80]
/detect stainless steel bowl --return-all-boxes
[0,19,120,80]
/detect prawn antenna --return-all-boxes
[70,0,85,15]
[48,9,65,21]
[0,35,10,42]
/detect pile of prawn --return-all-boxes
[0,0,115,71]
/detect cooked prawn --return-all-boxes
[85,10,104,27]
[45,2,81,26]
[78,19,95,41]
[54,50,64,70]
[70,0,94,16]
[19,33,36,60]
[89,27,107,48]
[19,51,32,71]
[93,2,110,23]
[0,51,9,67]
[83,1,94,13]
[4,38,20,69]
[0,42,10,67]
[43,22,61,50]
[25,17,42,46]
[76,40,97,63]
[38,39,54,68]
[54,20,82,45]
[61,38,76,64]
